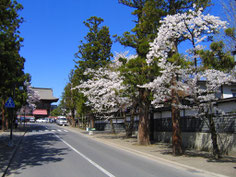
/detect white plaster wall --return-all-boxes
[217,102,236,113]
[185,109,198,116]
[154,112,161,119]
[180,110,185,117]
[134,115,139,121]
[116,119,124,123]
[162,111,171,118]
[223,85,236,98]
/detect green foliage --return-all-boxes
[167,53,192,68]
[225,27,236,43]
[75,92,88,116]
[120,56,156,86]
[0,0,29,130]
[50,106,63,117]
[74,16,113,80]
[117,0,166,57]
[198,41,235,72]
[116,0,211,101]
[0,0,26,105]
[62,16,113,118]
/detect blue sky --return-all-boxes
[17,0,224,104]
[18,0,135,103]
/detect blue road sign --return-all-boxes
[5,97,15,108]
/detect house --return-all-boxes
[151,81,236,152]
[94,82,236,153]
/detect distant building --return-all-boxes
[32,87,59,118]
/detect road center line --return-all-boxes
[54,134,115,177]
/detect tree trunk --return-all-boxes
[90,114,95,128]
[1,99,6,131]
[6,110,9,129]
[208,111,221,159]
[123,111,129,137]
[71,109,76,127]
[110,119,116,134]
[171,75,183,155]
[126,108,135,138]
[128,108,135,137]
[81,114,84,129]
[138,89,150,145]
[123,107,135,138]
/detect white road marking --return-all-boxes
[30,129,69,133]
[54,134,115,177]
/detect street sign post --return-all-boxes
[5,97,15,147]
[5,97,15,108]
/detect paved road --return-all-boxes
[6,123,206,177]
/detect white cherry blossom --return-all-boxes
[74,53,131,115]
[147,6,227,64]
[24,82,40,109]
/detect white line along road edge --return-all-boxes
[54,134,115,177]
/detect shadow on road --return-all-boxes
[156,144,236,163]
[0,134,22,175]
[6,132,69,176]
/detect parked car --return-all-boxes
[56,117,68,126]
[29,117,35,123]
[45,117,50,123]
[36,118,47,123]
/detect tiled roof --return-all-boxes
[31,87,59,102]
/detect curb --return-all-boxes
[67,127,229,177]
[1,129,27,177]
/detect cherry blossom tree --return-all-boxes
[182,69,236,158]
[74,53,132,133]
[77,68,128,114]
[147,5,227,66]
[145,5,229,155]
[25,82,40,109]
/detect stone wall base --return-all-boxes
[154,132,236,154]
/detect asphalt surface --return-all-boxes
[5,123,207,177]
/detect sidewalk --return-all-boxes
[0,125,27,177]
[66,126,236,177]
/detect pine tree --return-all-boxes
[74,16,112,78]
[0,0,26,130]
[72,16,113,128]
[199,41,235,72]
